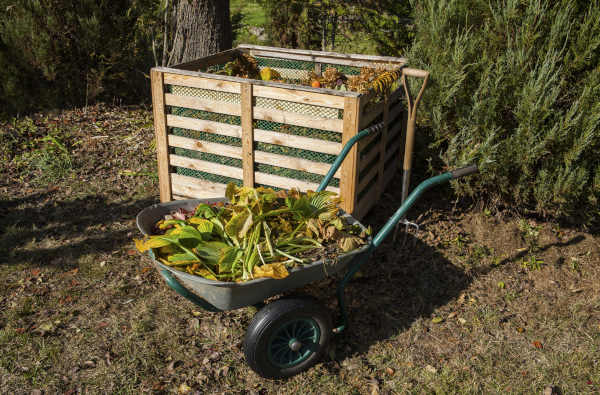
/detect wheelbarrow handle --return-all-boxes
[451,165,478,179]
[316,122,385,192]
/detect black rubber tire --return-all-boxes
[243,297,332,379]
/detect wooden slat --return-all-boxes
[173,48,238,71]
[377,95,390,197]
[383,160,398,188]
[164,94,241,116]
[151,70,172,203]
[356,184,379,219]
[388,101,404,124]
[168,134,242,159]
[170,174,228,198]
[359,101,385,129]
[358,165,378,192]
[173,194,192,200]
[254,150,340,177]
[387,120,402,142]
[358,130,379,151]
[241,83,254,187]
[253,107,343,132]
[163,72,241,93]
[385,139,402,163]
[247,50,402,70]
[170,155,243,179]
[339,96,361,214]
[359,146,380,172]
[237,44,407,65]
[389,86,404,104]
[253,85,345,109]
[254,128,342,155]
[254,172,338,193]
[166,115,241,138]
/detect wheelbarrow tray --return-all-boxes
[136,198,371,311]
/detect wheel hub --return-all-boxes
[288,339,302,352]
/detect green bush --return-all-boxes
[0,0,153,116]
[408,0,600,223]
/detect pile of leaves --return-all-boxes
[135,183,369,282]
[211,54,401,99]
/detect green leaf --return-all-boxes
[194,203,216,218]
[167,253,200,265]
[189,217,214,233]
[225,209,253,239]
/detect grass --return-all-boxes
[1,104,599,393]
[231,0,266,27]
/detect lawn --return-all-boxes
[1,104,599,393]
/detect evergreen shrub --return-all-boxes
[408,0,600,222]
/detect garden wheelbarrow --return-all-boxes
[136,122,478,379]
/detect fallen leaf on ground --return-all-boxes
[533,341,543,349]
[431,317,444,324]
[425,365,437,374]
[31,268,41,277]
[178,383,191,394]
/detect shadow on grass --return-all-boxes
[309,172,588,368]
[0,190,155,268]
[321,231,470,358]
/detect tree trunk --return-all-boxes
[169,0,232,65]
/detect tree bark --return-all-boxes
[169,0,232,65]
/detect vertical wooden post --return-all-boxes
[377,94,390,197]
[241,83,254,187]
[340,96,361,215]
[151,69,172,202]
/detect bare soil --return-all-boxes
[1,104,598,394]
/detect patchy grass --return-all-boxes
[1,104,599,393]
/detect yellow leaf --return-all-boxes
[135,237,171,252]
[253,263,289,279]
[194,269,217,281]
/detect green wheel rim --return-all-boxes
[267,318,320,368]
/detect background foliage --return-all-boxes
[408,0,600,223]
[1,0,598,222]
[0,0,153,116]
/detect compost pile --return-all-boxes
[135,184,370,282]
[213,53,401,98]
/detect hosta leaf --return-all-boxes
[218,246,242,273]
[225,182,237,202]
[167,253,200,265]
[225,209,253,239]
[158,244,180,255]
[177,225,207,243]
[253,262,289,279]
[158,219,186,229]
[135,237,172,252]
[194,203,216,218]
[189,217,214,233]
[194,268,217,281]
[338,235,365,252]
[194,241,227,266]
